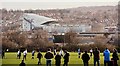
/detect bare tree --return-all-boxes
[64,31,80,45]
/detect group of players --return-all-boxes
[2,47,119,66]
[18,48,69,66]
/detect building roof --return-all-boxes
[22,13,58,27]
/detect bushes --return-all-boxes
[62,44,79,52]
[2,30,118,52]
[62,44,117,52]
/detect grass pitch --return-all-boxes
[2,52,120,66]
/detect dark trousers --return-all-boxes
[78,53,81,58]
[83,62,88,66]
[104,61,109,66]
[90,52,92,56]
[54,52,56,55]
[55,61,61,66]
[113,60,118,66]
[23,55,26,60]
[32,55,34,59]
[18,55,21,59]
[2,55,5,59]
[17,54,21,59]
[56,63,60,66]
[32,54,34,59]
[38,58,41,65]
[94,59,100,66]
[46,60,52,66]
[63,62,68,66]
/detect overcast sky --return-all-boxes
[0,0,119,10]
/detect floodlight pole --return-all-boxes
[63,33,65,47]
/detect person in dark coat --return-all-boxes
[55,53,61,66]
[112,49,119,66]
[19,60,26,66]
[44,48,54,66]
[93,47,100,66]
[63,50,70,66]
[82,51,90,66]
[37,51,43,65]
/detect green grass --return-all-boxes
[2,52,120,66]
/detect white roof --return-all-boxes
[23,13,57,26]
[0,20,2,23]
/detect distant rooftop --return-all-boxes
[22,13,58,26]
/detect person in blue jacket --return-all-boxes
[103,48,110,66]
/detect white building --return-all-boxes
[46,24,91,33]
[20,13,91,33]
[20,13,58,31]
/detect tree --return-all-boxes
[94,35,107,45]
[2,36,17,49]
[2,31,28,49]
[31,29,50,49]
[64,31,80,45]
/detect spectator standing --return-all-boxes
[82,51,90,66]
[31,50,35,59]
[93,47,100,66]
[44,48,54,66]
[19,60,26,66]
[112,49,119,66]
[103,48,110,66]
[78,48,81,58]
[63,50,70,66]
[55,53,61,66]
[37,51,43,65]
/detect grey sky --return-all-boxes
[1,2,119,10]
